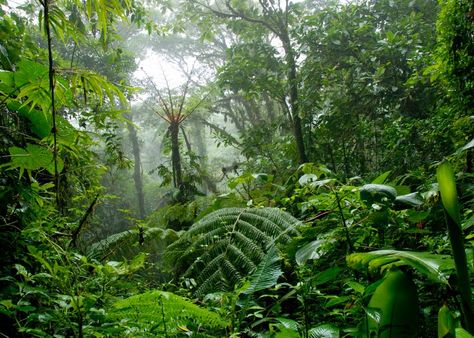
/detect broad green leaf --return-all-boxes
[438,304,455,338]
[366,270,419,338]
[371,171,391,184]
[0,70,14,90]
[360,184,397,207]
[456,328,474,338]
[274,326,300,338]
[461,139,474,151]
[394,192,423,210]
[295,239,325,265]
[299,173,318,186]
[276,317,299,331]
[313,266,342,286]
[9,144,63,176]
[347,250,454,284]
[308,324,339,338]
[437,161,461,225]
[325,295,351,308]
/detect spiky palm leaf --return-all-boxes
[166,207,300,296]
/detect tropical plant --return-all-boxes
[360,269,419,338]
[166,207,300,295]
[108,290,229,336]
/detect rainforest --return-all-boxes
[0,0,473,337]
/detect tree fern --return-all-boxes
[166,207,300,296]
[108,290,229,337]
[88,227,179,261]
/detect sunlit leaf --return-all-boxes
[308,324,339,338]
[437,161,461,225]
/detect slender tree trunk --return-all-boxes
[126,116,146,219]
[282,37,307,164]
[169,122,183,190]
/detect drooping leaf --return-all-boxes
[438,304,455,338]
[299,173,318,186]
[437,161,461,225]
[461,139,474,151]
[295,239,325,265]
[313,266,342,286]
[360,184,397,207]
[394,192,424,210]
[366,269,419,338]
[347,250,454,284]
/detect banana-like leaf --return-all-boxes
[437,161,474,333]
[346,250,454,284]
[243,246,282,294]
[366,269,419,338]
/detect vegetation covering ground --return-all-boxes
[0,0,473,337]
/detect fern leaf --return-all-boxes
[166,207,300,296]
[108,290,228,336]
[243,246,282,295]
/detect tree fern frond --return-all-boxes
[88,227,179,262]
[226,244,256,273]
[243,246,282,295]
[166,207,300,296]
[195,268,227,296]
[108,290,229,336]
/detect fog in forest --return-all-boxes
[1,0,473,336]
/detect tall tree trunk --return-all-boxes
[169,121,183,190]
[126,115,146,219]
[282,37,307,164]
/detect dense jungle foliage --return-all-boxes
[0,0,473,336]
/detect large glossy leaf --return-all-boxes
[346,250,454,284]
[360,184,397,207]
[366,269,419,338]
[394,192,423,210]
[308,324,339,338]
[456,328,474,338]
[437,161,461,225]
[243,246,282,294]
[8,144,64,177]
[296,239,325,265]
[461,139,474,151]
[438,304,455,338]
